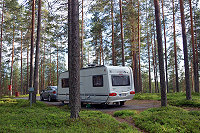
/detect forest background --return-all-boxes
[0,0,199,96]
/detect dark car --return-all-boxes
[40,86,57,102]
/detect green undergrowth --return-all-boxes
[0,99,137,133]
[2,94,40,98]
[114,110,137,118]
[134,92,200,107]
[132,106,200,133]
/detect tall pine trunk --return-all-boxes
[172,0,179,92]
[21,29,23,94]
[179,0,191,100]
[68,0,81,119]
[189,0,199,93]
[43,41,45,89]
[111,0,115,66]
[80,0,84,68]
[0,0,4,96]
[119,0,125,66]
[146,1,151,93]
[10,26,15,96]
[161,0,169,93]
[27,44,29,94]
[151,32,155,93]
[138,0,142,92]
[154,0,167,106]
[49,46,51,85]
[191,61,194,91]
[194,13,199,88]
[153,20,158,93]
[57,42,59,85]
[30,0,35,90]
[131,27,138,92]
[33,0,41,103]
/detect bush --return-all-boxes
[0,99,137,133]
[133,106,200,133]
[133,92,200,107]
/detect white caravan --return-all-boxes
[57,66,135,106]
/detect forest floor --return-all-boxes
[15,95,200,133]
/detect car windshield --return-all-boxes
[111,75,130,86]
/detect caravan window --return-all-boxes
[112,75,130,86]
[62,78,69,88]
[93,75,103,87]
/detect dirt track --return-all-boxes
[16,96,161,112]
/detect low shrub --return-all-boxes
[0,99,137,133]
[134,92,200,107]
[133,106,200,133]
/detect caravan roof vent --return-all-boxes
[87,64,96,67]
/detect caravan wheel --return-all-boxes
[101,103,108,108]
[120,101,125,106]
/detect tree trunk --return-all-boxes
[57,42,59,85]
[68,0,81,119]
[30,0,35,90]
[172,0,179,92]
[151,31,155,93]
[10,26,15,96]
[179,0,191,100]
[0,0,4,96]
[194,13,199,90]
[131,27,138,92]
[154,0,167,106]
[191,61,194,91]
[80,0,84,68]
[146,2,151,93]
[33,0,41,103]
[161,0,169,93]
[153,20,158,93]
[99,32,102,65]
[100,31,104,65]
[138,0,142,93]
[27,44,29,94]
[40,59,43,92]
[111,0,116,66]
[189,0,199,93]
[21,29,23,95]
[49,45,51,86]
[119,0,125,66]
[43,41,45,89]
[173,65,176,92]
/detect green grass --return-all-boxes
[132,106,200,133]
[0,99,137,133]
[2,94,40,98]
[134,92,200,107]
[114,110,137,118]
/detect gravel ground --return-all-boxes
[16,96,161,111]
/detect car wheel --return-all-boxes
[40,96,44,101]
[48,95,52,102]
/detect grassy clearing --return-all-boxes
[114,106,200,133]
[134,92,200,107]
[0,98,138,133]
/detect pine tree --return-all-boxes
[154,0,167,106]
